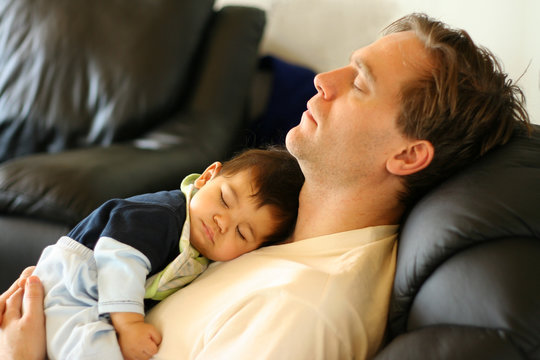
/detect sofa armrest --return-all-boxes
[0,141,209,225]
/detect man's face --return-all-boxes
[189,170,277,261]
[286,31,432,184]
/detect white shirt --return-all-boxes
[146,225,398,360]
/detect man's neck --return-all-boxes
[290,178,404,242]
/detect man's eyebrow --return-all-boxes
[350,54,376,87]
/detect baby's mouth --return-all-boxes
[202,221,215,244]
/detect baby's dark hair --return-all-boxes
[220,147,304,246]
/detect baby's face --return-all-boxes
[189,170,277,261]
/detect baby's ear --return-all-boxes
[194,162,222,189]
[386,140,434,176]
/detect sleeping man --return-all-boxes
[0,12,531,360]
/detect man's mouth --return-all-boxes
[305,103,317,125]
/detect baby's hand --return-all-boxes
[110,312,162,360]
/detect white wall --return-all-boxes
[216,0,539,124]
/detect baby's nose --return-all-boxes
[213,214,228,233]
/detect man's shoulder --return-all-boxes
[271,225,398,255]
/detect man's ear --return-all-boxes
[194,162,223,189]
[386,140,434,176]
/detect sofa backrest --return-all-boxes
[381,125,540,358]
[0,0,214,162]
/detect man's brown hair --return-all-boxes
[384,13,531,207]
[220,147,304,246]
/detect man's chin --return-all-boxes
[285,128,306,159]
[285,139,314,163]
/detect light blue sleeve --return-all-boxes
[94,237,152,315]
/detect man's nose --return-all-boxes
[314,70,339,100]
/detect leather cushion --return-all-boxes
[388,125,540,336]
[375,325,525,360]
[0,0,214,162]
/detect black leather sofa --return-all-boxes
[0,0,266,290]
[1,1,539,359]
[375,125,540,360]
